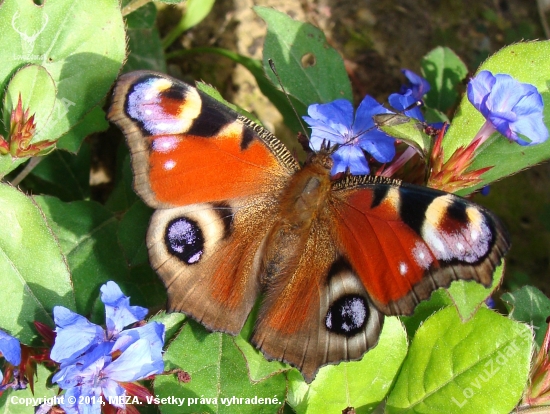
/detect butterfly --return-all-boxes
[107,71,510,383]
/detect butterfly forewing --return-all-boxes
[108,70,299,208]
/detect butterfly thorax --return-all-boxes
[260,153,332,286]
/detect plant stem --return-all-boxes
[11,157,43,186]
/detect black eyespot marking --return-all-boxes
[160,84,186,101]
[325,295,368,336]
[447,200,468,223]
[165,217,204,264]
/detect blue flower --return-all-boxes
[51,282,165,414]
[400,69,430,100]
[0,329,21,367]
[0,329,21,384]
[303,97,396,175]
[467,70,548,146]
[389,89,425,121]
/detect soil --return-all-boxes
[158,0,550,295]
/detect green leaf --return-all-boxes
[400,289,453,338]
[0,157,27,180]
[177,0,215,32]
[0,0,125,141]
[0,364,58,412]
[19,142,91,201]
[422,47,468,113]
[443,41,550,192]
[34,195,129,316]
[118,200,152,267]
[401,265,503,337]
[0,184,74,343]
[124,0,156,29]
[375,114,431,155]
[287,317,407,414]
[2,64,57,139]
[234,334,289,382]
[446,263,504,320]
[57,105,109,153]
[502,285,550,346]
[255,6,352,106]
[105,151,139,214]
[154,320,286,413]
[386,307,532,413]
[126,27,166,73]
[162,0,216,49]
[149,311,186,342]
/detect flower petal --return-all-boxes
[50,306,105,364]
[103,338,164,382]
[401,69,431,100]
[331,146,371,175]
[100,379,126,408]
[52,342,112,389]
[113,322,165,354]
[467,70,496,111]
[303,99,354,147]
[307,99,354,133]
[358,130,397,163]
[352,95,391,136]
[101,281,148,337]
[468,70,548,146]
[60,386,102,414]
[388,90,424,121]
[0,329,21,366]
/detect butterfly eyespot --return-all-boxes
[164,217,204,265]
[325,295,368,336]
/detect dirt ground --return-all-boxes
[159,0,550,296]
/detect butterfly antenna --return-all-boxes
[268,59,311,142]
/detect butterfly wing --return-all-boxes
[108,71,300,333]
[251,219,384,383]
[108,71,299,208]
[329,175,510,315]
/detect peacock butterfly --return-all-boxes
[107,71,510,382]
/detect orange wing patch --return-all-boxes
[108,71,298,208]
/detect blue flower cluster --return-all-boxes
[303,68,547,176]
[51,281,165,414]
[303,69,430,175]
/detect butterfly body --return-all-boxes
[108,71,510,382]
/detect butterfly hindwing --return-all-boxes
[147,198,281,334]
[329,175,510,315]
[251,219,383,382]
